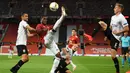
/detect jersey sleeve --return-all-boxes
[120,16,129,27]
[84,33,93,41]
[36,24,41,29]
[22,21,28,28]
[76,36,80,43]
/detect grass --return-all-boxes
[0,55,130,73]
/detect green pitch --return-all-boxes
[0,56,130,73]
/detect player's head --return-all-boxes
[21,13,28,21]
[72,28,77,36]
[41,16,47,24]
[124,32,128,36]
[114,3,124,14]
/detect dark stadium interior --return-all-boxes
[0,0,130,48]
[0,0,130,73]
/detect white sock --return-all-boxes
[53,15,64,31]
[8,50,13,56]
[70,60,76,67]
[50,57,60,73]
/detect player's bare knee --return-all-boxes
[22,54,29,62]
[111,49,117,58]
[66,70,71,73]
[22,57,29,62]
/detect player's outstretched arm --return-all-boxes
[26,25,36,32]
[113,26,129,35]
[53,6,67,31]
[27,30,37,37]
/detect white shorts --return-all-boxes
[44,30,60,55]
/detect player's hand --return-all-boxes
[112,30,121,35]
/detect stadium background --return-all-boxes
[0,0,130,73]
[0,0,130,56]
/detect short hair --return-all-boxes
[115,3,124,12]
[40,16,47,23]
[21,13,28,16]
[72,28,77,32]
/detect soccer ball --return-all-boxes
[49,2,59,11]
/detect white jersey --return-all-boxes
[110,13,129,41]
[16,20,28,45]
[60,45,73,59]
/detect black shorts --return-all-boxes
[16,45,28,56]
[58,67,69,73]
[104,27,119,50]
[55,59,69,73]
[122,47,129,55]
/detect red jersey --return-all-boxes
[68,35,79,48]
[9,45,13,50]
[83,33,93,41]
[36,24,53,43]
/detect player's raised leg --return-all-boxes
[44,6,67,46]
[53,6,67,31]
[49,6,67,73]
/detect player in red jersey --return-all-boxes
[36,6,67,73]
[36,16,53,43]
[8,43,14,58]
[36,16,53,56]
[65,28,93,71]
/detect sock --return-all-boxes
[127,57,130,65]
[53,15,64,31]
[122,57,125,66]
[112,57,119,73]
[50,58,60,73]
[70,60,75,67]
[12,60,25,71]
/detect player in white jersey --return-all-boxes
[37,7,67,73]
[99,3,129,73]
[10,13,36,73]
